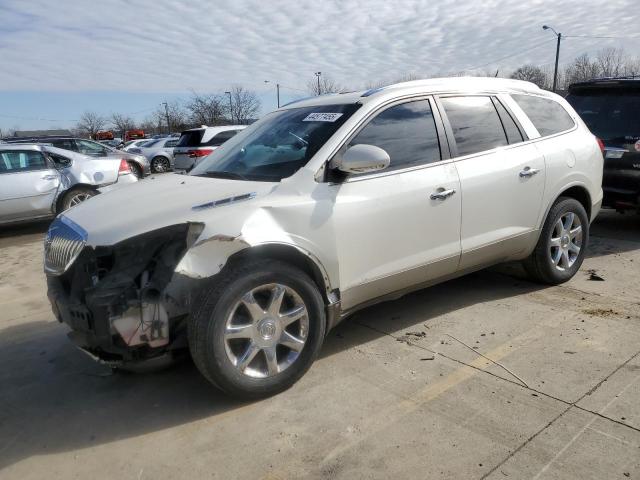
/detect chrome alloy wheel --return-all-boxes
[152,157,170,173]
[223,283,309,378]
[549,212,582,271]
[68,192,93,207]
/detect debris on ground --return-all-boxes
[405,331,427,338]
[587,269,605,281]
[564,351,577,354]
[582,308,619,318]
[420,356,435,361]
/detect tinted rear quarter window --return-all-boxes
[176,130,204,147]
[512,94,575,137]
[204,130,240,146]
[440,96,508,157]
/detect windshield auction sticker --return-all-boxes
[302,112,343,122]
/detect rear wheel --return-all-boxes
[151,156,171,173]
[127,161,143,179]
[60,186,97,211]
[523,197,589,284]
[189,259,326,398]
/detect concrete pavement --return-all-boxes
[0,210,638,479]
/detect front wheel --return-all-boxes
[523,197,589,284]
[188,259,326,398]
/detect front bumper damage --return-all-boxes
[46,222,205,367]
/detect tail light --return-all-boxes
[596,137,605,154]
[118,159,131,174]
[188,149,214,159]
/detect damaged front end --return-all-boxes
[45,216,204,368]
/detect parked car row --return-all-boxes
[0,143,136,225]
[1,136,149,178]
[42,77,604,399]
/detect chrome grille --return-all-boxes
[44,216,88,275]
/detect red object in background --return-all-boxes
[596,137,605,154]
[95,130,114,141]
[125,129,145,142]
[188,149,214,158]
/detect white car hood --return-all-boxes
[62,173,276,246]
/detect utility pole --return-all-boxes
[162,102,170,134]
[315,71,322,95]
[264,80,281,108]
[224,91,233,124]
[543,25,562,92]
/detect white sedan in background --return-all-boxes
[0,144,137,225]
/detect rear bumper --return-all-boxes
[602,186,640,210]
[173,154,195,172]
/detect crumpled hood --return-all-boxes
[62,173,276,246]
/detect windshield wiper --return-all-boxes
[195,171,248,180]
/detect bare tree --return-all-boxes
[595,47,626,78]
[186,92,227,126]
[510,65,549,88]
[110,113,136,139]
[152,101,188,133]
[564,53,601,86]
[77,111,107,139]
[307,75,345,95]
[229,85,261,124]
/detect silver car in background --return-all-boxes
[127,137,179,173]
[0,144,137,225]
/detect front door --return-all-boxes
[0,149,60,223]
[330,98,462,310]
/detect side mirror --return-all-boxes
[335,144,390,174]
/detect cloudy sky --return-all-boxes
[1,0,638,131]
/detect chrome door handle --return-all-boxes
[519,167,540,178]
[430,188,456,200]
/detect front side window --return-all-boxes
[440,96,508,157]
[512,94,575,137]
[190,104,361,182]
[348,99,441,172]
[0,150,48,173]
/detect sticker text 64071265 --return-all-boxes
[302,112,343,122]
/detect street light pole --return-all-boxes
[543,25,562,92]
[224,91,233,124]
[162,102,170,134]
[315,71,322,95]
[264,81,281,108]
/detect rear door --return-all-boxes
[0,149,60,223]
[437,95,545,269]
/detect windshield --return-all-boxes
[566,88,640,144]
[190,103,361,181]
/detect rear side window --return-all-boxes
[512,94,575,137]
[440,96,508,157]
[349,99,441,171]
[0,150,48,173]
[204,130,240,146]
[176,130,204,147]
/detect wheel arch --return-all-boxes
[55,183,98,213]
[540,183,592,230]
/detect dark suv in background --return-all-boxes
[566,78,640,212]
[1,136,150,178]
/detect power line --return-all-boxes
[461,39,556,72]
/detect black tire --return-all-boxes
[128,161,143,179]
[151,156,171,173]
[523,197,589,284]
[188,259,326,398]
[60,186,97,211]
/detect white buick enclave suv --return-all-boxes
[45,77,603,398]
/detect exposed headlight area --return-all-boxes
[46,222,204,364]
